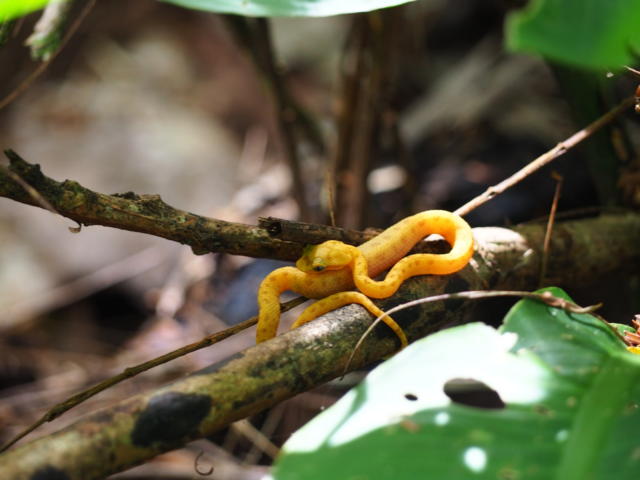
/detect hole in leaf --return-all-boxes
[443,378,505,409]
[405,393,418,401]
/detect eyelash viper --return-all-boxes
[256,210,474,347]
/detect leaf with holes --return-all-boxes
[160,0,415,18]
[273,288,640,479]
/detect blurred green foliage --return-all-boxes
[506,0,640,70]
[0,0,48,22]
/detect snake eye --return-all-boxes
[313,265,325,272]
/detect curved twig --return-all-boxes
[455,96,635,217]
[0,296,307,453]
[345,290,605,374]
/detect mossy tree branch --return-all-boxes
[1,210,640,478]
[0,150,452,258]
[0,149,304,259]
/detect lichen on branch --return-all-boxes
[0,149,300,259]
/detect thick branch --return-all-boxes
[0,150,302,259]
[0,150,450,258]
[1,213,640,479]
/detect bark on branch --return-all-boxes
[0,149,450,258]
[1,209,640,479]
[0,149,303,259]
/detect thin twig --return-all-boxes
[232,419,280,460]
[624,66,640,113]
[242,403,284,464]
[223,17,313,220]
[0,0,96,110]
[325,166,337,227]
[342,14,378,229]
[0,162,81,241]
[539,172,563,286]
[0,163,58,215]
[0,296,307,453]
[523,206,630,225]
[26,0,76,61]
[455,96,635,217]
[331,16,368,227]
[345,290,604,374]
[253,18,310,220]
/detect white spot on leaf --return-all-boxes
[434,412,450,426]
[463,446,487,472]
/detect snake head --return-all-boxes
[295,244,317,272]
[295,240,355,272]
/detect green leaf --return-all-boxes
[274,288,640,479]
[501,287,624,380]
[161,0,414,18]
[505,0,640,70]
[0,0,48,22]
[611,323,636,337]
